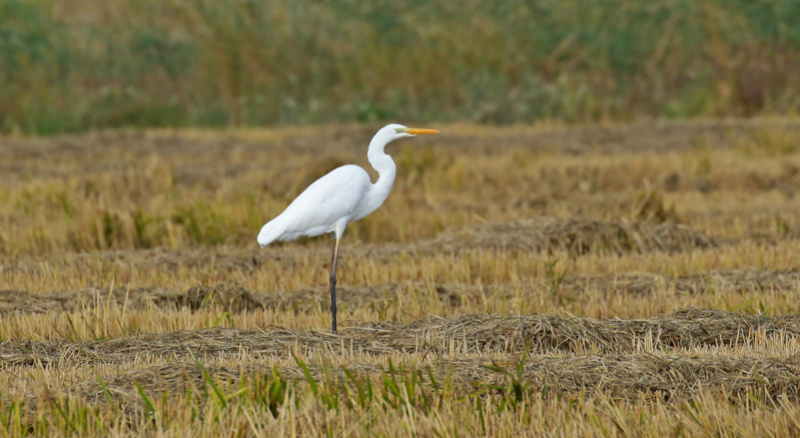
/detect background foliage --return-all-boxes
[1,0,799,135]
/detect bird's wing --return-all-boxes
[258,165,372,245]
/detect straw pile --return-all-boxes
[3,309,798,367]
[427,218,714,255]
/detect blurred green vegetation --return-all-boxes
[1,0,799,134]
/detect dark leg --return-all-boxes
[329,237,341,333]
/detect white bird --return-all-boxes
[257,124,440,333]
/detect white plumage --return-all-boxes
[257,165,372,245]
[257,123,439,333]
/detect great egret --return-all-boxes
[257,124,440,333]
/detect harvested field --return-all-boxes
[427,218,715,255]
[2,310,800,367]
[2,268,798,315]
[65,354,800,408]
[1,120,800,435]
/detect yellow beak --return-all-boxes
[405,128,440,135]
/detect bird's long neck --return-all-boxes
[363,135,397,212]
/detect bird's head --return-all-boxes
[379,123,440,140]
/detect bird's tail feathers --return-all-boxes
[257,218,286,248]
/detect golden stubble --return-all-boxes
[1,119,799,435]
